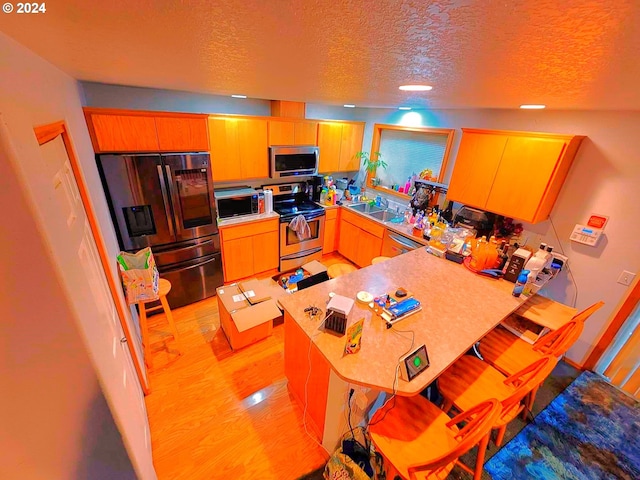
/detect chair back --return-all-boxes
[534,301,605,355]
[500,355,558,417]
[406,399,501,479]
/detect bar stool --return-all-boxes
[371,256,390,265]
[138,278,183,370]
[327,263,357,279]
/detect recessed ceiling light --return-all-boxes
[520,104,546,109]
[343,104,355,108]
[231,94,247,99]
[399,85,433,91]
[398,106,412,110]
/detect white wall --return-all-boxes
[309,104,640,365]
[0,32,155,479]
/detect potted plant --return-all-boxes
[354,151,387,174]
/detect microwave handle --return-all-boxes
[156,165,175,237]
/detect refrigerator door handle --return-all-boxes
[156,165,175,237]
[165,165,183,234]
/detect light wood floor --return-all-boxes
[144,253,353,479]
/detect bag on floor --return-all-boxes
[324,427,382,480]
[117,247,159,304]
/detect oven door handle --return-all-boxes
[301,211,326,222]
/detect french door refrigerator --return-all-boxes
[97,153,223,308]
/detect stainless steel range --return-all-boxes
[265,182,325,271]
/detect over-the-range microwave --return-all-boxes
[215,187,259,219]
[270,145,319,178]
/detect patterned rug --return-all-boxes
[486,370,640,479]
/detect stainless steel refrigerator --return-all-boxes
[97,153,223,308]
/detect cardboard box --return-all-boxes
[216,278,283,350]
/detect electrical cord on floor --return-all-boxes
[368,327,415,427]
[549,215,580,307]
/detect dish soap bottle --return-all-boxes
[512,269,530,297]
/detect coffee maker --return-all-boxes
[306,175,323,202]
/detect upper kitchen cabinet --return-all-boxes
[208,116,269,182]
[268,119,318,145]
[155,116,209,152]
[317,121,365,173]
[84,108,209,153]
[447,128,584,223]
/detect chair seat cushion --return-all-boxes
[369,395,458,479]
[479,326,543,376]
[438,355,521,426]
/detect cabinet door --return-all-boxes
[447,132,508,209]
[155,117,209,152]
[356,230,383,267]
[322,218,337,254]
[268,120,295,145]
[294,121,318,145]
[317,123,342,173]
[253,230,279,274]
[221,237,254,282]
[90,114,159,152]
[208,117,242,182]
[338,219,359,263]
[338,123,365,172]
[486,136,566,221]
[238,118,269,179]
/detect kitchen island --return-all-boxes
[279,247,526,450]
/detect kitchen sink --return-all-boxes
[348,203,384,214]
[369,209,404,223]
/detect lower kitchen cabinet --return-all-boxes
[338,209,384,267]
[220,219,279,282]
[322,208,340,254]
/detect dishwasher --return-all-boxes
[381,230,424,257]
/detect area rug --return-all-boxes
[486,370,640,479]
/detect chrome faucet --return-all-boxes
[379,197,389,209]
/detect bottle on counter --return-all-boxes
[404,177,412,194]
[512,269,530,297]
[258,193,265,213]
[320,187,328,204]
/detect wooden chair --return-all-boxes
[438,354,558,470]
[479,301,604,410]
[138,278,183,370]
[368,396,501,480]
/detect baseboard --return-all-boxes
[563,356,585,371]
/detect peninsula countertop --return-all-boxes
[278,248,526,396]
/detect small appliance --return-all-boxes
[305,175,323,202]
[453,205,496,238]
[269,145,319,178]
[214,187,260,219]
[504,247,533,283]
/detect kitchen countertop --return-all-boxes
[217,211,280,228]
[278,247,525,395]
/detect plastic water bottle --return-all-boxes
[512,269,530,297]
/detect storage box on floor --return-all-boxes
[216,278,284,350]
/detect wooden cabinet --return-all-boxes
[268,120,318,145]
[322,208,340,254]
[338,209,384,267]
[155,116,209,152]
[317,121,365,173]
[86,113,160,152]
[220,219,279,282]
[447,129,584,223]
[208,116,269,182]
[84,108,209,153]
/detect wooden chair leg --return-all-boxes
[138,302,152,370]
[159,294,183,355]
[495,424,507,447]
[441,398,453,413]
[528,384,540,412]
[473,432,490,480]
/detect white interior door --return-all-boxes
[40,135,155,479]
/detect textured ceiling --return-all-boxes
[2,0,639,109]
